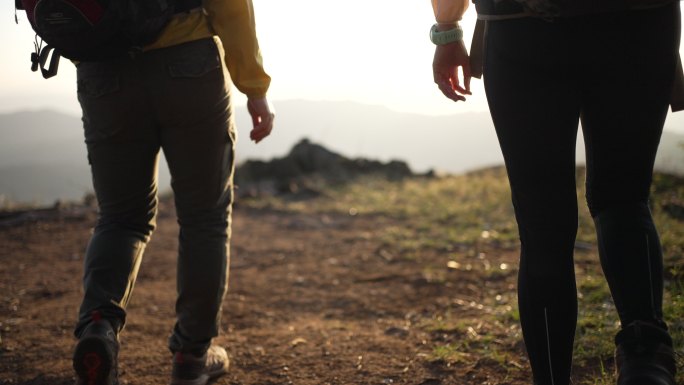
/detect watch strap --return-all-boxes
[430,24,463,45]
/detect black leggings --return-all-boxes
[483,3,680,385]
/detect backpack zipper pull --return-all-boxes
[31,35,41,72]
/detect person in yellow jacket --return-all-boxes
[70,1,273,385]
[430,1,681,385]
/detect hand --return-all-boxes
[433,40,472,102]
[247,97,275,144]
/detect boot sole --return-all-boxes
[618,371,676,385]
[73,336,115,385]
[170,361,228,385]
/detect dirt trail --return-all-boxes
[0,201,528,385]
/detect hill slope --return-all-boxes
[1,101,683,204]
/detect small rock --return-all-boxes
[384,326,409,338]
[290,337,307,347]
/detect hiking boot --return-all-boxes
[171,345,229,385]
[615,321,677,385]
[73,313,119,385]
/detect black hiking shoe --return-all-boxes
[615,321,677,385]
[73,313,119,385]
[171,345,229,385]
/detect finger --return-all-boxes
[434,64,453,84]
[250,128,267,143]
[440,83,465,102]
[449,67,465,94]
[437,79,465,102]
[251,127,272,143]
[435,69,465,102]
[250,123,270,139]
[450,76,469,96]
[451,66,473,95]
[250,114,274,142]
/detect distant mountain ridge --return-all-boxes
[1,100,683,205]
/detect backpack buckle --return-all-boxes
[30,45,60,79]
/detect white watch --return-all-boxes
[429,24,463,45]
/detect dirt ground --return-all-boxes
[0,198,532,385]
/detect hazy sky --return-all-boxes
[1,1,484,116]
[2,1,684,121]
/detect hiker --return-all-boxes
[16,0,273,384]
[429,1,683,384]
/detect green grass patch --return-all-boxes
[243,167,684,382]
[241,168,520,252]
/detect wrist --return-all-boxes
[435,21,460,32]
[247,92,267,98]
[430,23,463,45]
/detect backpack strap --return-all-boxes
[469,20,485,79]
[15,0,22,23]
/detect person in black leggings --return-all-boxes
[430,1,682,384]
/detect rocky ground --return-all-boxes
[0,197,532,385]
[2,166,683,385]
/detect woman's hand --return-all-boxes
[433,39,472,102]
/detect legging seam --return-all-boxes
[544,307,556,385]
[645,233,657,320]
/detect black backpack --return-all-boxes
[15,0,202,78]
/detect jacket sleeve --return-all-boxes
[431,0,470,23]
[204,0,271,98]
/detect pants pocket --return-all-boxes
[166,39,221,79]
[77,62,124,143]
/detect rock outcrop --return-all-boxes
[235,139,414,196]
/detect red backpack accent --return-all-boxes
[21,0,105,27]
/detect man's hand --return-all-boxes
[433,39,471,102]
[247,97,275,144]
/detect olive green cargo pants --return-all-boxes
[74,37,235,355]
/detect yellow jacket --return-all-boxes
[146,0,271,99]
